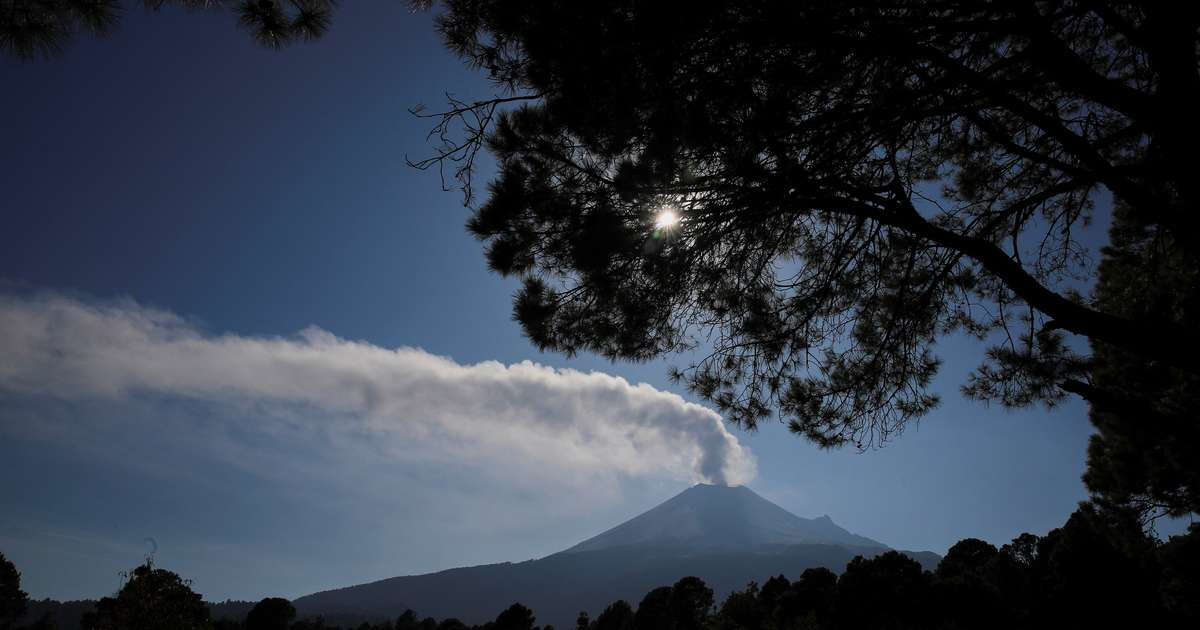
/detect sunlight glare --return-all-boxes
[654,208,680,230]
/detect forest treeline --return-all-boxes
[3,503,1197,630]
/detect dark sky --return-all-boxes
[0,2,1175,604]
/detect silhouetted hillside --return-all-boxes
[292,485,938,628]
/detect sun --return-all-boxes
[654,208,680,229]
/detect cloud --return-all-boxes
[0,292,755,486]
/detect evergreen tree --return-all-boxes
[395,609,421,630]
[492,603,536,630]
[1159,524,1200,623]
[0,0,346,60]
[782,567,836,627]
[1081,199,1200,517]
[711,582,760,630]
[931,539,1011,629]
[244,597,295,630]
[81,559,211,630]
[0,552,28,630]
[834,552,930,629]
[632,587,672,630]
[591,601,633,630]
[419,1,1200,458]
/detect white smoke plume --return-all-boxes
[0,293,756,486]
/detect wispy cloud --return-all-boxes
[0,292,756,487]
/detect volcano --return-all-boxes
[292,485,939,627]
[564,483,885,553]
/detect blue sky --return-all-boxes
[0,2,1168,604]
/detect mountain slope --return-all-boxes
[293,485,937,628]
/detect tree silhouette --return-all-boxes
[1158,524,1200,622]
[782,567,836,628]
[590,601,633,630]
[710,582,760,630]
[0,552,28,630]
[419,1,1200,451]
[630,578,713,630]
[667,577,712,630]
[632,587,672,630]
[396,609,421,630]
[492,603,536,630]
[0,0,347,60]
[1019,503,1163,628]
[753,575,789,618]
[81,559,211,630]
[1079,198,1200,518]
[834,551,930,629]
[244,597,295,630]
[931,539,1011,629]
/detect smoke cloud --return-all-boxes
[0,293,756,486]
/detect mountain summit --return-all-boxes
[563,484,884,553]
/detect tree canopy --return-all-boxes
[590,601,633,630]
[1080,199,1200,517]
[417,0,1200,513]
[0,552,28,630]
[491,603,537,630]
[246,598,297,630]
[0,0,348,59]
[82,559,212,630]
